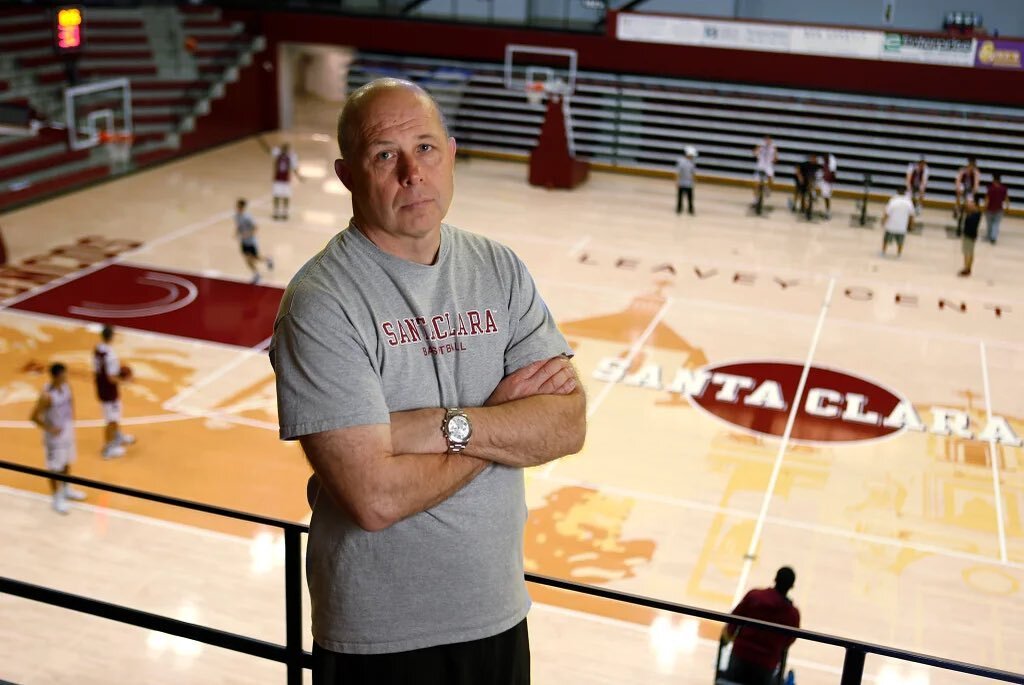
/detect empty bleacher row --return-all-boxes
[348,52,1024,203]
[0,5,262,208]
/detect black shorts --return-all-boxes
[240,243,258,257]
[884,231,906,247]
[312,618,530,685]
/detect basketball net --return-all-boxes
[99,129,134,169]
[525,81,546,107]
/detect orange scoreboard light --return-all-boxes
[55,7,84,52]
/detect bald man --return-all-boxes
[271,78,587,684]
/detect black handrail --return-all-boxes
[0,576,305,666]
[2,460,1022,685]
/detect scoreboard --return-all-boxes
[55,6,83,53]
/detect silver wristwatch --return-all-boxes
[441,408,472,453]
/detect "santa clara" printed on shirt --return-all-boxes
[380,309,500,348]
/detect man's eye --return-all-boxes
[377,151,393,161]
[418,144,433,152]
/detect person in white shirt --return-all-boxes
[817,152,837,219]
[675,146,697,215]
[752,135,778,201]
[881,189,915,257]
[30,363,87,514]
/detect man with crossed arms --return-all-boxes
[271,78,587,684]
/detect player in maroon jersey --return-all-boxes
[94,325,135,458]
[954,156,981,223]
[905,156,929,216]
[272,143,299,220]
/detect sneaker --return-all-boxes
[957,269,971,277]
[52,492,69,514]
[117,433,136,446]
[266,257,275,271]
[64,485,87,501]
[102,444,126,459]
[251,273,261,284]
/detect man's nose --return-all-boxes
[398,153,423,185]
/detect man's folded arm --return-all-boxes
[300,424,487,532]
[464,388,585,466]
[387,356,587,467]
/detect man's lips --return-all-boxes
[400,198,433,210]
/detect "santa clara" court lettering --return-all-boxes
[593,357,1023,447]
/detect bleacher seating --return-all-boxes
[0,5,262,208]
[348,52,1023,203]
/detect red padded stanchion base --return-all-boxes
[528,95,589,190]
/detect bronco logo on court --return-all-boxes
[593,358,1023,447]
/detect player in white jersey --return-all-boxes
[817,152,838,219]
[30,363,87,514]
[753,135,779,200]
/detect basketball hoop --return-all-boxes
[525,81,546,107]
[99,130,134,172]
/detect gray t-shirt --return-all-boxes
[270,222,571,655]
[235,211,256,246]
[676,157,695,187]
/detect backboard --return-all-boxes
[503,44,578,103]
[65,78,133,151]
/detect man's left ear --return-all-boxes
[448,136,457,160]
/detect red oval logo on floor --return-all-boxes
[688,361,905,443]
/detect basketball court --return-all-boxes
[1,95,1022,683]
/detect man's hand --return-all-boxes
[467,354,586,466]
[485,356,577,406]
[47,425,61,436]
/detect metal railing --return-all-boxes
[1,460,1022,685]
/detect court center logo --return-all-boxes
[593,358,1023,447]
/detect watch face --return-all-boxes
[448,415,471,442]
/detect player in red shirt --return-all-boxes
[724,567,801,685]
[905,156,929,216]
[94,325,136,458]
[272,143,299,221]
[984,172,1010,244]
[954,156,981,222]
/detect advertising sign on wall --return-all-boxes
[616,13,979,68]
[881,32,976,66]
[975,39,1024,70]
